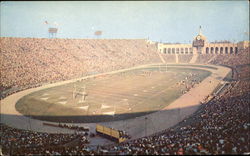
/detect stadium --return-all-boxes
[0,1,249,155]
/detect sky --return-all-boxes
[0,1,249,43]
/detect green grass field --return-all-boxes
[16,66,211,123]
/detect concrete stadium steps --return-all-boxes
[175,54,179,63]
[156,52,166,63]
[189,54,198,63]
[207,55,217,64]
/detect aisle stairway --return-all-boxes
[157,51,166,63]
[189,54,198,63]
[175,54,179,63]
[207,55,217,64]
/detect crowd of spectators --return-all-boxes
[0,123,90,155]
[234,64,250,80]
[178,54,193,63]
[161,54,176,63]
[195,54,215,64]
[0,37,249,155]
[209,47,249,67]
[209,47,250,80]
[118,130,131,140]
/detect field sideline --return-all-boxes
[0,63,231,144]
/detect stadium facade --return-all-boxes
[157,27,249,55]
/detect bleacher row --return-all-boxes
[0,38,249,155]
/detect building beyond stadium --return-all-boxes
[157,27,249,55]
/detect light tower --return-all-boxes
[48,28,58,38]
[44,21,59,38]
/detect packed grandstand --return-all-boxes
[0,37,249,155]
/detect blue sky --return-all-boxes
[0,1,249,43]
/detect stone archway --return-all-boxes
[168,48,171,54]
[185,48,188,54]
[230,47,233,54]
[220,47,223,54]
[210,47,214,54]
[206,47,209,54]
[225,47,228,54]
[235,47,238,54]
[215,47,219,54]
[181,48,184,54]
[172,48,175,54]
[189,48,193,54]
[176,48,179,54]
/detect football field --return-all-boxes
[16,66,211,123]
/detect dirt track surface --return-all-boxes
[0,63,230,145]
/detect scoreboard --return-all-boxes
[48,28,58,33]
[193,40,204,47]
